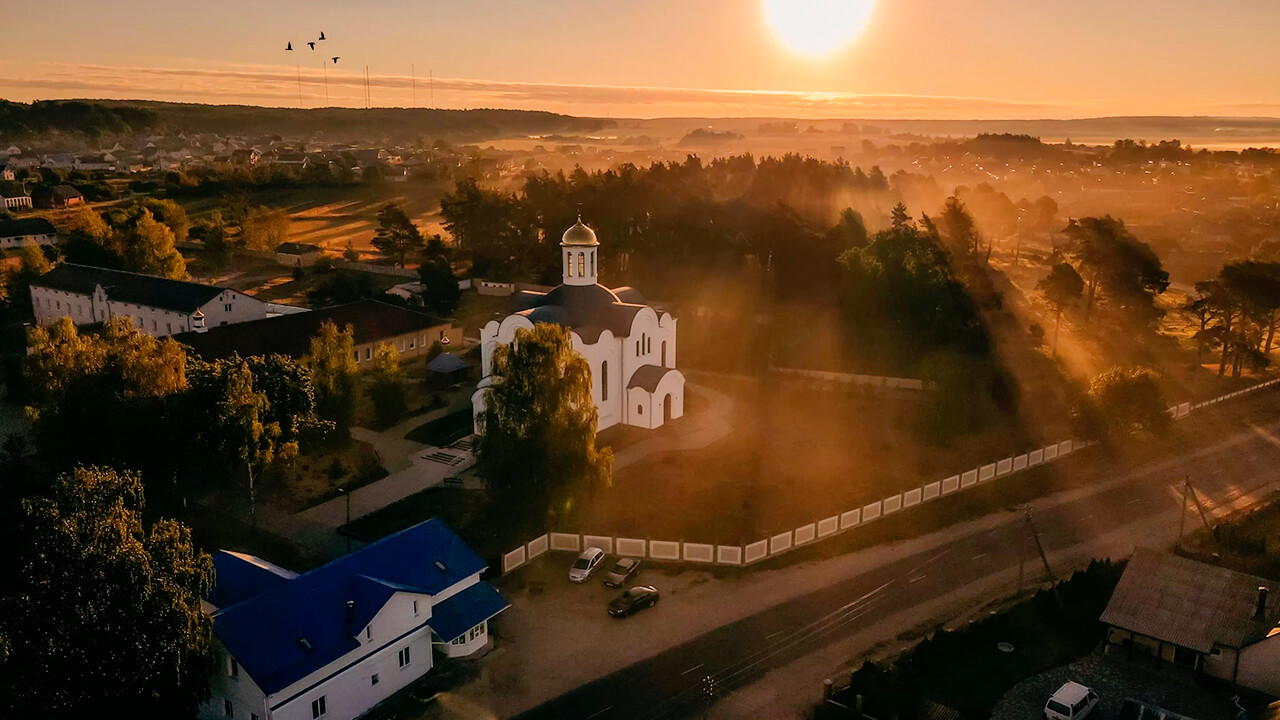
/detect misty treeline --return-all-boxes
[0,98,611,142]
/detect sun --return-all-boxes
[762,0,876,59]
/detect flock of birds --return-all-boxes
[286,31,339,64]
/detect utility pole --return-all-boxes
[1178,475,1215,549]
[1024,504,1054,581]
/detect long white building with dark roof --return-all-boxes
[30,263,268,337]
[473,217,685,433]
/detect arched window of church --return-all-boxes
[590,252,595,276]
[578,252,585,276]
[566,252,573,277]
[601,361,608,401]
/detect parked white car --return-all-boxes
[1044,681,1099,720]
[569,547,606,583]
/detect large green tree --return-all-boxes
[373,202,425,267]
[0,467,215,719]
[1063,215,1169,323]
[1037,262,1085,355]
[367,343,408,427]
[1080,367,1170,439]
[308,320,360,432]
[475,324,613,528]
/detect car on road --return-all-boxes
[608,586,660,617]
[569,547,606,583]
[602,557,641,587]
[1044,681,1099,720]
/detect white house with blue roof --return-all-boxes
[199,518,509,720]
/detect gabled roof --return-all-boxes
[1100,548,1279,653]
[428,582,510,642]
[211,518,491,696]
[275,241,323,255]
[32,263,231,313]
[175,300,446,361]
[0,217,56,238]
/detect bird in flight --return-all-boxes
[332,57,340,64]
[319,31,326,40]
[307,41,315,50]
[286,41,293,51]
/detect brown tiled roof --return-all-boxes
[1100,548,1279,652]
[175,299,446,360]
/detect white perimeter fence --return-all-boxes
[501,379,1280,574]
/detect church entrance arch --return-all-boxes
[663,394,672,425]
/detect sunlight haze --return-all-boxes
[2,0,1279,117]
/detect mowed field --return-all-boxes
[181,181,453,261]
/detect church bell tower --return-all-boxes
[560,215,599,286]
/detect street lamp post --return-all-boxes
[338,487,351,553]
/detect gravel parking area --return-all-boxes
[992,655,1238,720]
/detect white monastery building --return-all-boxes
[473,216,686,433]
[30,263,268,337]
[199,518,508,720]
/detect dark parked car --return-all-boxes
[602,557,641,587]
[608,586,660,617]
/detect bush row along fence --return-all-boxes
[498,379,1280,575]
[771,366,931,392]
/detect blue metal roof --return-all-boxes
[427,353,470,374]
[207,551,297,610]
[211,518,491,696]
[429,582,511,642]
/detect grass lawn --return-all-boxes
[579,374,1058,544]
[259,439,388,513]
[1181,497,1280,580]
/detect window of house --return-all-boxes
[152,320,158,330]
[167,323,172,334]
[371,673,380,686]
[409,338,416,349]
[224,699,234,717]
[412,600,419,616]
[398,646,411,667]
[451,636,464,646]
[365,626,372,641]
[225,303,232,312]
[55,301,60,310]
[229,658,239,678]
[637,404,643,415]
[469,623,485,641]
[353,351,359,361]
[635,340,640,355]
[646,336,651,353]
[310,696,326,719]
[365,347,372,360]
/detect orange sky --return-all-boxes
[3,0,1280,119]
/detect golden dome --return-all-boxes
[561,217,599,247]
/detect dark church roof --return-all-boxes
[627,364,678,392]
[516,283,649,339]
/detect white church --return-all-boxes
[473,217,685,433]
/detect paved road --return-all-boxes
[515,420,1280,720]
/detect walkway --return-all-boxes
[612,377,736,471]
